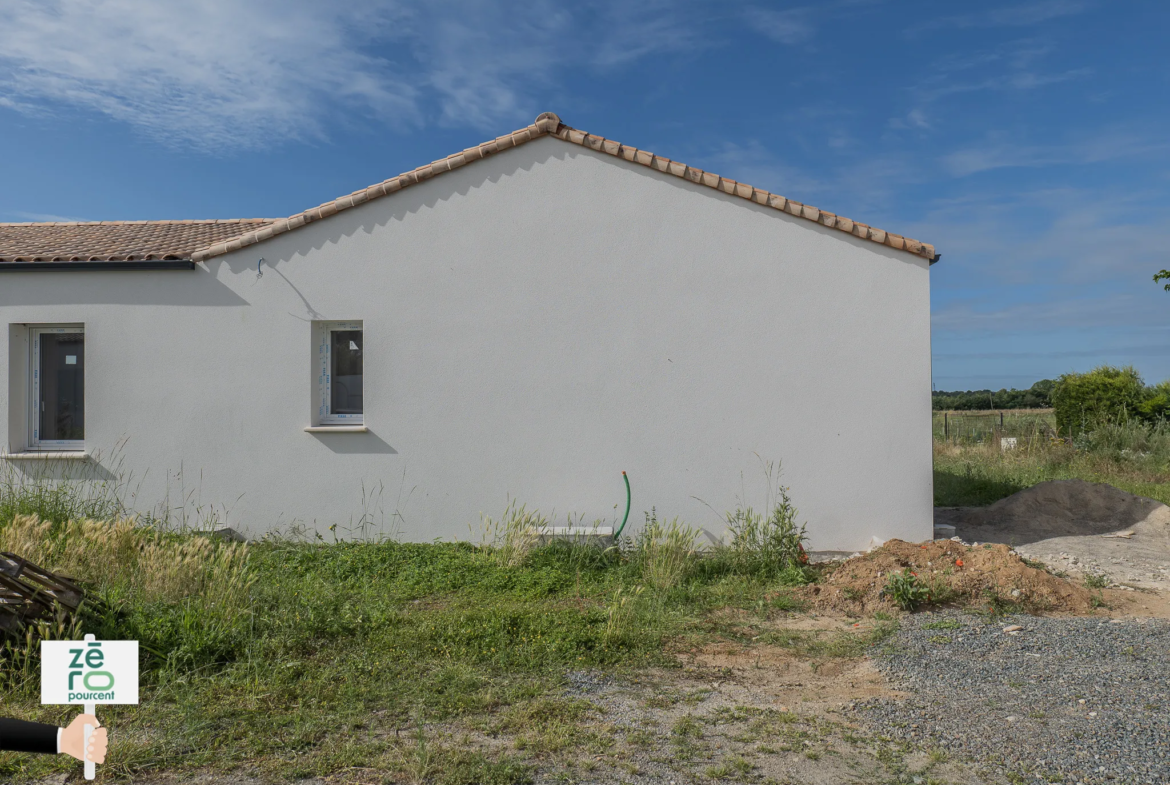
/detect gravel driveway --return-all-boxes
[855,613,1170,785]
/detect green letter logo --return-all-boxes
[83,671,114,691]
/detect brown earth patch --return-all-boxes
[802,538,1101,615]
[678,640,899,711]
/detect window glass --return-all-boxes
[330,329,363,415]
[38,332,85,442]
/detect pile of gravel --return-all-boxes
[854,613,1170,785]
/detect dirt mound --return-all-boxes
[804,539,1099,615]
[940,479,1170,545]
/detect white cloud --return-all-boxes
[941,131,1163,176]
[414,0,701,128]
[741,7,814,45]
[0,0,419,151]
[0,0,704,151]
[889,108,931,130]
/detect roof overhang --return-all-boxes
[0,260,196,272]
[191,112,937,264]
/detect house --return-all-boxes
[0,113,936,551]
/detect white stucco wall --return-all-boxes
[0,137,933,551]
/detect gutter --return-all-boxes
[0,260,196,272]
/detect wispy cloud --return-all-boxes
[417,0,704,127]
[912,0,1091,33]
[0,0,704,152]
[0,0,418,151]
[889,108,931,130]
[6,211,87,222]
[941,130,1163,176]
[890,38,1092,137]
[910,65,1092,105]
[931,293,1162,333]
[697,140,828,199]
[741,7,815,45]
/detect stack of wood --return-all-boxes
[0,552,84,636]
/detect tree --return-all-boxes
[1154,270,1170,291]
[1050,365,1145,436]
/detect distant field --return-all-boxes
[933,423,1170,508]
[932,408,1056,446]
[931,408,1170,507]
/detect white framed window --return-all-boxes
[315,321,364,425]
[29,325,85,451]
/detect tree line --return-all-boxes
[932,380,1055,411]
[934,367,1170,436]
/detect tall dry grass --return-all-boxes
[631,512,698,590]
[477,500,547,568]
[0,514,254,625]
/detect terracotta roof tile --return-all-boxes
[2,113,935,265]
[192,113,934,263]
[0,219,275,263]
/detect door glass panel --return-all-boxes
[330,330,363,415]
[40,332,85,441]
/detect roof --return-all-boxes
[0,219,274,262]
[0,113,935,265]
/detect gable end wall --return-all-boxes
[0,137,931,550]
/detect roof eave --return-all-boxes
[0,260,196,272]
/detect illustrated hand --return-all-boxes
[60,714,107,764]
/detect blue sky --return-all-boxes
[1,1,1167,391]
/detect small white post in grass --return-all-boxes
[42,633,139,780]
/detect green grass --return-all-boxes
[12,428,1165,782]
[932,409,1056,445]
[0,509,827,782]
[933,424,1170,507]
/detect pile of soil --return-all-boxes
[804,539,1098,615]
[936,479,1170,591]
[938,479,1170,545]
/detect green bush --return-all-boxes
[1051,365,1146,436]
[881,569,931,611]
[716,483,811,582]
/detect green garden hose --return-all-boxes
[613,471,631,539]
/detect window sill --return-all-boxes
[2,451,89,461]
[304,426,368,433]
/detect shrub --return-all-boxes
[881,569,931,611]
[720,482,810,581]
[1084,573,1109,589]
[1051,365,1146,436]
[1136,381,1170,423]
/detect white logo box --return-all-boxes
[41,639,139,705]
